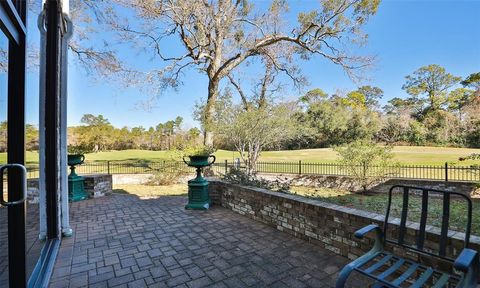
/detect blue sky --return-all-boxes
[23,0,480,129]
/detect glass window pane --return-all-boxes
[0,30,9,287]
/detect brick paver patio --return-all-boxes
[49,194,367,288]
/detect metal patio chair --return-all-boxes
[336,185,479,288]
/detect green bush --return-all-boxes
[147,164,188,186]
[222,167,290,192]
[334,140,398,192]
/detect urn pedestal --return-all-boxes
[68,154,87,202]
[183,155,216,210]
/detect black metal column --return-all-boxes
[7,29,27,288]
[4,1,27,286]
[27,1,65,285]
[45,0,60,239]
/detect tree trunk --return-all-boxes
[249,143,260,175]
[203,78,220,146]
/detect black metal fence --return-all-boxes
[253,161,480,182]
[25,160,480,182]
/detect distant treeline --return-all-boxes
[0,115,202,153]
[0,122,39,152]
[1,66,478,153]
[67,114,201,153]
[70,67,478,152]
[283,67,480,149]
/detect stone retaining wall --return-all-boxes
[258,174,479,196]
[373,178,478,195]
[103,173,479,197]
[27,174,113,201]
[27,179,40,204]
[83,174,113,198]
[208,180,480,273]
[112,174,154,185]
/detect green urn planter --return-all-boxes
[183,155,216,210]
[67,154,87,202]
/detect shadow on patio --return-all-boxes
[49,193,367,288]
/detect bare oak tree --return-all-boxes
[0,1,123,76]
[227,41,307,111]
[68,1,127,79]
[5,1,377,143]
[97,0,379,145]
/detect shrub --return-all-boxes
[222,167,290,192]
[147,163,188,186]
[183,145,216,156]
[459,153,480,181]
[334,140,398,192]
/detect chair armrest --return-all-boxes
[354,224,384,253]
[454,248,479,272]
[354,224,382,239]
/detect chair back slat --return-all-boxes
[384,185,473,261]
[416,189,429,250]
[439,193,450,257]
[398,187,409,245]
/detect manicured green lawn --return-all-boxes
[82,146,480,165]
[0,151,40,164]
[3,146,480,165]
[289,186,480,236]
[259,146,480,165]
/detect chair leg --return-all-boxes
[456,250,479,288]
[335,263,356,288]
[460,265,479,288]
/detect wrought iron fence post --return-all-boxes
[299,160,302,175]
[225,160,228,174]
[445,162,448,182]
[107,161,110,175]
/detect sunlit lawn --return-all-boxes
[0,151,41,164]
[73,146,480,165]
[105,146,473,165]
[258,146,480,165]
[7,146,480,166]
[289,186,480,236]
